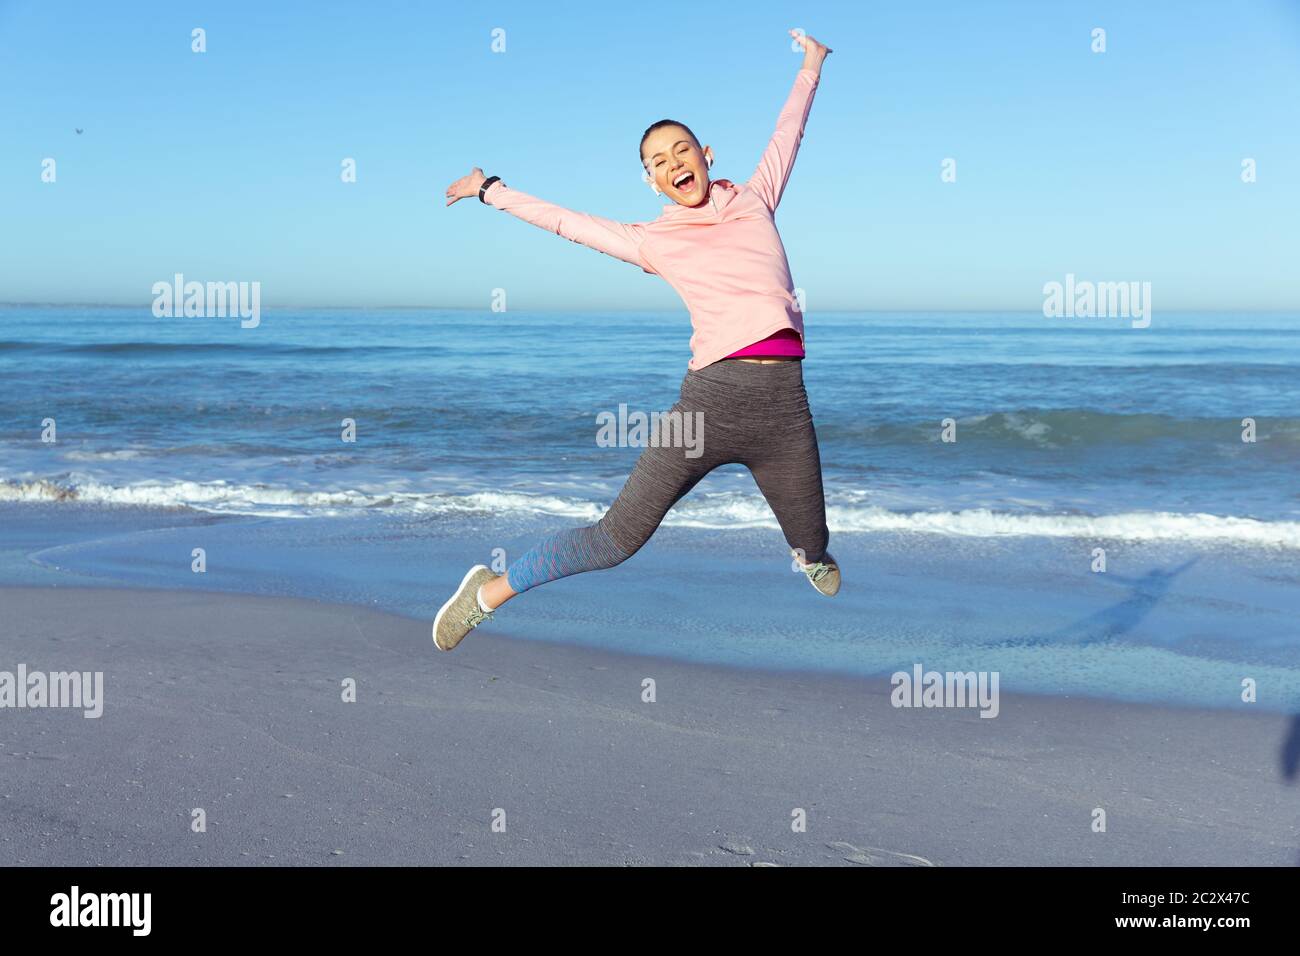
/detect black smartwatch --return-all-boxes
[479,175,502,203]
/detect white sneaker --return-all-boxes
[433,564,500,651]
[793,549,840,597]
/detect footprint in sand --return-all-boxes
[718,841,755,856]
[826,841,936,866]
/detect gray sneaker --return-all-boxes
[793,549,841,597]
[433,564,500,651]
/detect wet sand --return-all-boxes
[2,585,1298,865]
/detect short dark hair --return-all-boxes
[639,120,700,166]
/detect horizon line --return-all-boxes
[2,302,1298,314]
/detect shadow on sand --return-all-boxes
[992,556,1201,649]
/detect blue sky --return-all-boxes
[2,0,1298,310]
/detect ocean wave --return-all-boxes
[0,477,366,518]
[838,506,1300,547]
[0,478,605,521]
[61,449,146,461]
[3,477,1299,548]
[823,409,1300,448]
[665,496,1300,547]
[0,340,444,356]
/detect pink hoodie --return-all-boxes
[482,68,821,370]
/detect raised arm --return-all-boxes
[445,167,655,274]
[746,30,832,213]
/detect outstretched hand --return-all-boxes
[790,29,832,73]
[445,167,487,206]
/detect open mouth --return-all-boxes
[672,171,696,193]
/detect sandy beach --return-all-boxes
[2,585,1297,866]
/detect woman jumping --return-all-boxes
[435,29,839,651]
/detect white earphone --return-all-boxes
[648,152,712,196]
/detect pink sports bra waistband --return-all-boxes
[724,327,805,359]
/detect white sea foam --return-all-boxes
[0,477,607,522]
[3,477,1299,548]
[62,449,145,461]
[826,505,1300,548]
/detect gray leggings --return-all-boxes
[505,359,829,592]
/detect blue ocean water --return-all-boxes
[3,305,1298,530]
[2,305,1298,710]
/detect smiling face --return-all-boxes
[640,124,712,206]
